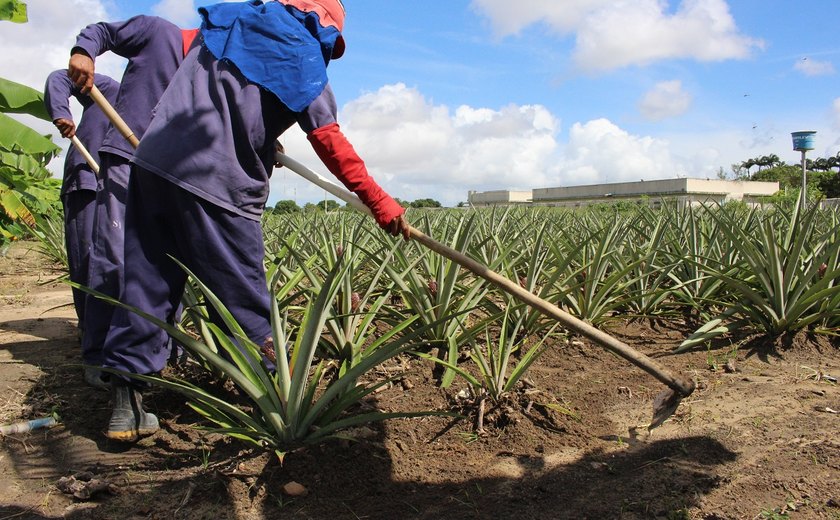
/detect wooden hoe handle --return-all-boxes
[89,84,139,149]
[82,86,697,400]
[70,135,99,175]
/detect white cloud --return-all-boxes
[343,84,560,193]
[0,0,126,172]
[639,80,692,121]
[471,0,762,72]
[833,98,840,129]
[272,83,562,206]
[794,58,835,77]
[272,83,755,206]
[151,0,200,28]
[470,0,614,36]
[559,119,683,184]
[0,0,123,89]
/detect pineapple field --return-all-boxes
[0,201,838,519]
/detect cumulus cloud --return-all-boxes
[151,0,200,27]
[272,83,563,205]
[272,84,733,206]
[342,84,561,192]
[794,58,835,77]
[0,0,125,169]
[559,119,683,185]
[0,0,121,89]
[639,80,692,121]
[470,0,614,37]
[471,0,762,72]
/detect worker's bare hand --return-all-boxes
[53,118,76,138]
[68,52,95,93]
[387,214,411,241]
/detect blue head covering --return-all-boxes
[199,0,343,112]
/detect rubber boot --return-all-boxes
[83,367,109,391]
[105,381,159,442]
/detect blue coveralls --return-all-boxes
[71,16,188,362]
[43,71,119,360]
[103,43,340,374]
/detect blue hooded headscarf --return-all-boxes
[199,0,342,112]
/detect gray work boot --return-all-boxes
[106,381,159,442]
[83,367,109,391]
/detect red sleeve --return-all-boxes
[307,122,404,228]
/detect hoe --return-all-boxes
[89,85,695,429]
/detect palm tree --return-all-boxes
[740,158,756,175]
[812,157,831,172]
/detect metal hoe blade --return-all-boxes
[649,388,685,430]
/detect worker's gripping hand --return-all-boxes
[68,52,95,93]
[387,214,411,241]
[53,118,76,139]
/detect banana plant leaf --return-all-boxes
[0,185,35,227]
[0,77,49,120]
[0,1,27,23]
[0,113,60,161]
[0,149,53,180]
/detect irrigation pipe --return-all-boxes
[0,416,57,435]
[277,152,696,428]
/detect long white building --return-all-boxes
[468,178,779,208]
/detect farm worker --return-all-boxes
[43,70,120,390]
[66,16,200,394]
[100,0,410,441]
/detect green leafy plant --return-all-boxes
[0,76,63,253]
[0,1,28,23]
[417,308,555,411]
[384,212,490,387]
[678,200,840,350]
[556,215,643,324]
[292,217,404,375]
[90,256,457,460]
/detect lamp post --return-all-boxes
[791,131,816,207]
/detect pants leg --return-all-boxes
[104,168,186,376]
[173,195,272,347]
[104,168,271,375]
[82,154,131,365]
[62,189,96,327]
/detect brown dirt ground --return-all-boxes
[0,241,838,520]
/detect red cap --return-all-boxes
[279,0,346,58]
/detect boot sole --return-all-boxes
[105,428,158,442]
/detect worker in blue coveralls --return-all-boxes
[66,16,200,392]
[43,70,120,390]
[97,0,411,442]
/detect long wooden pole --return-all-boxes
[70,135,100,175]
[89,84,139,148]
[276,153,695,397]
[84,83,696,400]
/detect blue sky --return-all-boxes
[4,0,840,206]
